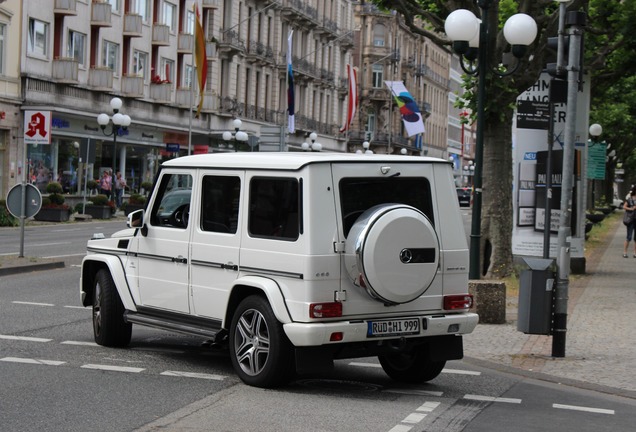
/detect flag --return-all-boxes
[194,3,207,118]
[287,30,295,133]
[339,64,358,133]
[385,81,426,137]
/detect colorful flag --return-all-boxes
[384,81,426,137]
[339,64,358,133]
[287,30,295,133]
[194,4,208,118]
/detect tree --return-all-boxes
[369,0,590,278]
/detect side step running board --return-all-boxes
[124,310,222,339]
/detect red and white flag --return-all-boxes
[340,64,358,133]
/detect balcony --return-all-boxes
[150,82,172,102]
[54,0,77,16]
[91,1,112,27]
[88,67,113,91]
[246,40,273,65]
[152,24,170,46]
[123,13,142,37]
[217,29,245,57]
[52,58,79,84]
[175,88,193,107]
[178,33,193,54]
[206,41,217,59]
[121,75,145,98]
[201,92,218,112]
[202,0,220,8]
[363,87,390,101]
[280,0,319,28]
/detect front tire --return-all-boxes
[229,295,294,388]
[379,345,445,383]
[93,269,132,347]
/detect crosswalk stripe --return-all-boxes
[81,364,145,373]
[0,335,51,342]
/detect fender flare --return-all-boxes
[225,275,293,327]
[80,254,137,312]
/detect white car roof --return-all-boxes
[163,152,448,171]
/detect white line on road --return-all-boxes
[50,228,85,232]
[0,335,51,342]
[0,357,65,366]
[42,253,86,259]
[416,401,440,412]
[160,371,226,380]
[388,425,413,432]
[383,389,444,397]
[63,305,88,310]
[553,404,615,415]
[61,341,99,347]
[349,361,382,368]
[401,413,427,424]
[0,252,18,256]
[442,368,481,376]
[81,364,145,373]
[12,301,54,307]
[464,394,522,404]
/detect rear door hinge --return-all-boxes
[333,241,345,253]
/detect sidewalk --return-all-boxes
[464,216,636,398]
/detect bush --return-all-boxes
[74,203,85,214]
[0,199,18,227]
[43,182,67,208]
[87,180,98,191]
[129,193,147,205]
[141,182,153,194]
[45,182,63,194]
[91,194,109,206]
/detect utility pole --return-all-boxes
[552,10,586,358]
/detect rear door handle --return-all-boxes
[221,263,238,271]
[172,256,188,264]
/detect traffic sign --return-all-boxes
[6,183,42,218]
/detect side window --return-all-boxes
[249,177,299,241]
[200,175,240,234]
[149,173,192,228]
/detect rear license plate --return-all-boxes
[367,318,420,338]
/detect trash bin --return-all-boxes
[517,258,555,335]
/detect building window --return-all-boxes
[365,109,376,141]
[106,0,120,12]
[67,30,86,67]
[102,40,119,72]
[372,64,383,88]
[0,23,5,75]
[133,0,150,22]
[373,24,385,47]
[133,50,147,78]
[160,57,174,82]
[186,10,194,35]
[163,1,177,33]
[185,64,193,88]
[27,18,49,58]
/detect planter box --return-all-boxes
[84,205,112,219]
[34,207,72,222]
[123,203,145,216]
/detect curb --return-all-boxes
[0,261,66,277]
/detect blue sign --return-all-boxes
[166,143,180,152]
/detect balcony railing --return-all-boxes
[201,92,218,112]
[206,41,217,59]
[178,33,194,53]
[152,24,170,46]
[91,1,112,27]
[202,0,220,8]
[123,13,142,37]
[88,67,113,90]
[176,88,193,107]
[52,58,79,83]
[54,0,77,15]
[150,82,172,102]
[121,75,144,97]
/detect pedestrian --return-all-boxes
[622,188,636,258]
[114,171,126,208]
[100,170,112,200]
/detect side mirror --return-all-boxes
[127,209,145,230]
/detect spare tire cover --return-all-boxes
[344,204,439,305]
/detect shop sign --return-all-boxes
[166,143,180,152]
[24,110,52,145]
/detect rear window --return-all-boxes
[339,177,434,237]
[248,177,300,241]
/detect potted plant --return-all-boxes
[34,182,72,222]
[0,199,18,227]
[123,193,147,216]
[87,179,98,195]
[141,181,153,196]
[84,194,112,219]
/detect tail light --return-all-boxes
[444,294,473,310]
[310,302,343,318]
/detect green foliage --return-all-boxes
[45,182,63,194]
[91,194,109,206]
[87,180,98,191]
[128,193,147,205]
[0,199,18,227]
[74,203,85,214]
[43,181,66,207]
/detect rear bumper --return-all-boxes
[283,312,478,347]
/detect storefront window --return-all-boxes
[27,140,82,194]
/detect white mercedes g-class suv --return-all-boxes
[80,152,477,388]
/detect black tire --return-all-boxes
[379,346,445,383]
[229,295,294,388]
[93,269,132,347]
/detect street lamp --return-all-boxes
[588,123,603,209]
[362,141,373,154]
[222,118,249,151]
[445,3,537,279]
[302,132,322,152]
[97,97,131,174]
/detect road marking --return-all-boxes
[383,389,444,397]
[50,228,85,232]
[81,364,145,373]
[29,242,72,247]
[464,394,522,404]
[388,401,440,432]
[442,368,481,376]
[0,335,51,342]
[42,253,86,259]
[64,305,88,310]
[12,301,55,307]
[0,252,18,256]
[416,401,440,412]
[61,341,99,347]
[401,413,427,424]
[160,371,226,380]
[553,404,615,415]
[1,357,65,366]
[388,425,413,432]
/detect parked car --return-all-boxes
[456,187,472,207]
[80,153,477,388]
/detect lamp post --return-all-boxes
[222,118,249,152]
[588,123,603,209]
[301,132,322,152]
[97,97,131,175]
[445,4,537,279]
